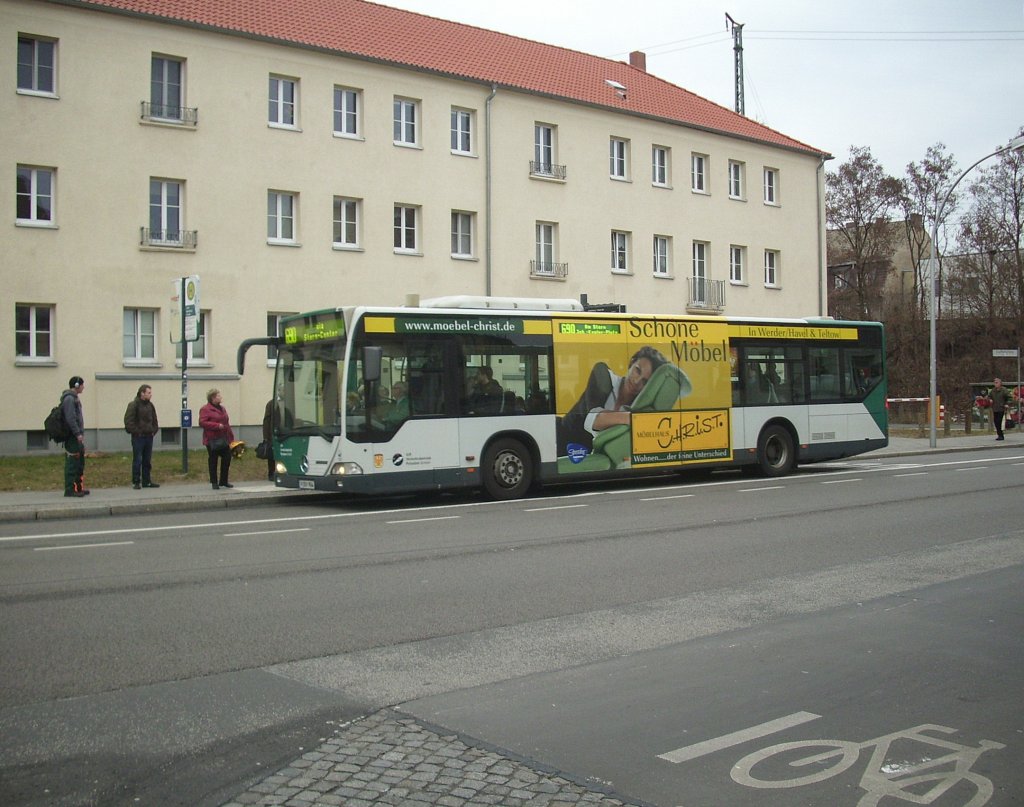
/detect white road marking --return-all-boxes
[386,516,461,525]
[640,494,696,501]
[33,541,135,551]
[658,711,822,764]
[894,472,929,478]
[739,486,785,493]
[821,478,862,485]
[524,504,589,512]
[223,527,311,537]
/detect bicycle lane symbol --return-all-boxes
[658,713,1007,806]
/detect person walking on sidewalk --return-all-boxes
[199,388,235,489]
[262,398,276,481]
[124,384,160,489]
[988,378,1011,441]
[61,376,88,497]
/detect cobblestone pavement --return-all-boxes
[222,709,646,807]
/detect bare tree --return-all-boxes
[900,143,958,316]
[961,130,1024,325]
[826,147,904,319]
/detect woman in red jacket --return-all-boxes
[199,388,235,489]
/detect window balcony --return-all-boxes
[530,260,568,279]
[687,277,725,311]
[140,227,198,250]
[530,161,567,180]
[140,101,198,126]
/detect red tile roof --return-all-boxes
[69,0,826,156]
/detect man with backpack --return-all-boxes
[61,376,88,497]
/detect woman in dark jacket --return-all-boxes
[199,388,235,489]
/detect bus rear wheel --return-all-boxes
[757,424,796,477]
[482,438,533,500]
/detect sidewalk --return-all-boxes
[0,477,316,524]
[0,431,1015,524]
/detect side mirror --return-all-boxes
[363,346,383,383]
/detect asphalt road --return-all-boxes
[1,447,1022,805]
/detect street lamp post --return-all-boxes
[928,134,1024,447]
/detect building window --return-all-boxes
[16,165,54,224]
[15,303,53,360]
[17,35,56,95]
[692,241,708,303]
[393,97,418,146]
[150,55,183,120]
[728,160,745,199]
[730,245,746,284]
[451,211,474,258]
[394,205,418,253]
[451,107,473,154]
[764,250,780,287]
[333,86,360,137]
[333,196,360,248]
[653,236,671,276]
[267,312,296,363]
[533,123,556,175]
[652,146,670,186]
[611,230,630,272]
[149,178,183,244]
[175,310,208,363]
[764,167,779,204]
[268,75,297,128]
[691,153,708,193]
[535,222,557,274]
[609,138,628,179]
[123,308,157,362]
[267,191,296,243]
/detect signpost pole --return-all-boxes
[180,277,189,474]
[172,275,199,473]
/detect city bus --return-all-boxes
[237,296,887,499]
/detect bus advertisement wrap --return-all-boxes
[553,317,732,473]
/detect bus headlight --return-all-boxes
[331,462,364,476]
[275,461,287,474]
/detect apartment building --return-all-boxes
[4,0,830,452]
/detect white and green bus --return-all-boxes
[237,296,887,499]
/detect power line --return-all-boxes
[614,28,1023,59]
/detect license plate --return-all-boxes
[299,479,314,490]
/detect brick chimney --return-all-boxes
[629,51,647,72]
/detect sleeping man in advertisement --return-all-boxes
[557,346,694,469]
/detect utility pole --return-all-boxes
[725,13,745,116]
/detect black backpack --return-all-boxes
[44,402,70,443]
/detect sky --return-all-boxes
[381,0,1024,179]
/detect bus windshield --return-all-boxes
[274,340,345,441]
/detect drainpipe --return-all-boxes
[816,155,828,316]
[485,84,498,296]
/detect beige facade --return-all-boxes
[4,0,828,453]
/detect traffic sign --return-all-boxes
[170,275,201,342]
[992,349,1019,357]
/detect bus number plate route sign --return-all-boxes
[992,349,1019,357]
[558,322,622,335]
[170,275,201,342]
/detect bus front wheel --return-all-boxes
[757,424,796,477]
[482,438,533,500]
